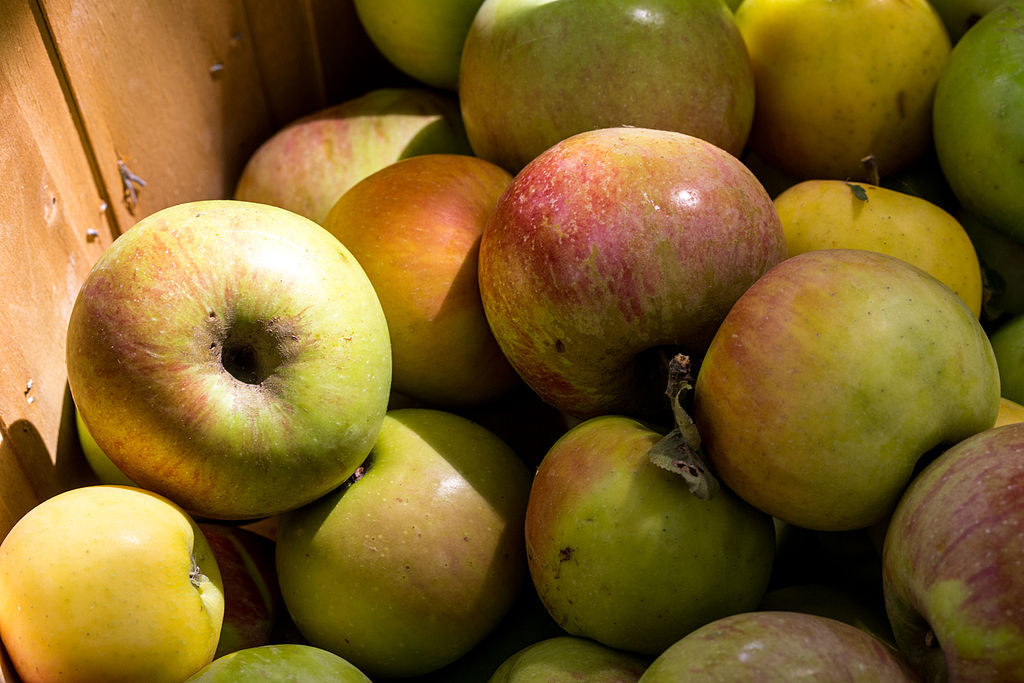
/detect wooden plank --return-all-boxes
[38,0,278,229]
[0,0,114,537]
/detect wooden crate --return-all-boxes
[0,2,398,678]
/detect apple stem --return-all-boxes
[861,154,880,186]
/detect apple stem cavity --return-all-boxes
[217,315,290,386]
[647,354,721,500]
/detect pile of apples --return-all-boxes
[1,0,1023,681]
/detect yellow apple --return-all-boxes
[0,485,224,683]
[735,0,951,180]
[774,180,983,317]
[995,397,1024,427]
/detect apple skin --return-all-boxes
[353,0,484,90]
[321,153,521,408]
[275,408,533,679]
[525,415,776,656]
[184,644,371,682]
[995,397,1024,427]
[478,126,786,420]
[75,401,135,486]
[459,0,755,173]
[65,200,392,520]
[638,611,921,681]
[0,485,224,683]
[927,0,1003,41]
[198,522,282,659]
[883,423,1024,681]
[694,249,1000,532]
[234,88,472,223]
[488,636,650,683]
[933,0,1024,243]
[989,312,1024,405]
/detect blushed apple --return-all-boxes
[184,644,371,682]
[488,636,649,683]
[478,126,786,420]
[638,611,920,681]
[66,200,392,520]
[0,485,224,683]
[694,249,1000,531]
[883,423,1024,681]
[525,415,776,656]
[321,153,521,408]
[353,0,485,90]
[933,0,1024,242]
[459,0,755,172]
[198,522,282,658]
[234,88,472,223]
[275,408,533,679]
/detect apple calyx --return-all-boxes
[647,354,720,500]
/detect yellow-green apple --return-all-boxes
[458,0,755,173]
[0,485,224,683]
[525,415,776,656]
[488,636,649,683]
[638,611,920,681]
[990,313,1024,405]
[735,0,950,180]
[65,200,392,520]
[933,0,1024,243]
[773,179,983,317]
[234,88,472,223]
[353,0,485,90]
[478,126,786,420]
[694,248,1000,531]
[883,423,1024,681]
[321,153,521,408]
[184,644,371,682]
[275,408,532,679]
[75,400,135,486]
[198,522,282,659]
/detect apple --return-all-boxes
[773,179,983,317]
[275,408,533,679]
[233,87,472,223]
[65,199,393,520]
[320,153,521,408]
[995,397,1024,427]
[353,0,485,90]
[488,636,650,683]
[759,583,895,646]
[958,208,1024,325]
[735,0,951,180]
[0,485,224,682]
[694,249,1001,532]
[198,522,282,658]
[478,126,786,420]
[638,611,920,681]
[883,423,1024,681]
[933,0,1024,243]
[184,643,371,682]
[525,415,776,656]
[458,0,755,173]
[990,313,1024,405]
[927,0,1003,41]
[75,400,135,486]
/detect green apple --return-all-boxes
[0,485,224,682]
[66,200,392,520]
[198,522,282,659]
[234,88,472,223]
[459,0,755,173]
[184,644,371,682]
[488,636,650,683]
[927,0,1003,41]
[883,423,1024,680]
[353,0,485,90]
[275,408,533,679]
[478,126,786,420]
[988,312,1024,405]
[638,611,920,681]
[773,179,983,317]
[525,415,776,656]
[321,153,521,408]
[694,248,1000,531]
[958,208,1024,325]
[933,0,1024,243]
[735,0,951,180]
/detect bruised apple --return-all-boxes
[694,249,1000,531]
[478,126,786,420]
